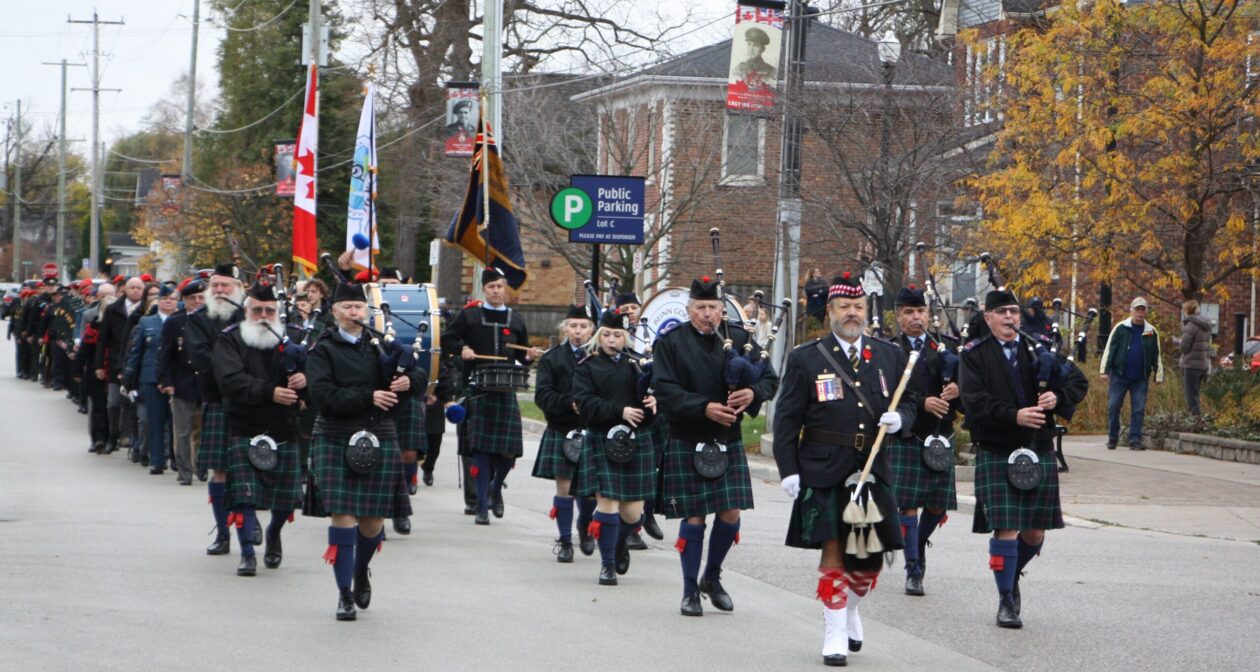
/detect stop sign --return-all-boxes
[41,263,58,278]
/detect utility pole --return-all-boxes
[11,100,22,281]
[302,0,328,67]
[43,60,88,281]
[481,0,505,147]
[182,0,200,183]
[69,10,124,276]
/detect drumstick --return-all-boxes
[472,354,509,361]
[504,343,534,352]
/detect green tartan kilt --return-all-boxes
[465,391,523,457]
[657,437,754,519]
[889,436,958,511]
[195,403,229,472]
[785,480,904,571]
[395,394,427,455]
[573,431,657,502]
[224,436,302,512]
[648,419,669,462]
[311,434,412,519]
[972,445,1063,533]
[531,427,579,482]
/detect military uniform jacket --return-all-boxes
[958,336,1089,453]
[897,333,958,439]
[534,343,584,432]
[212,324,304,441]
[157,311,200,402]
[93,299,139,380]
[306,328,424,439]
[185,307,244,404]
[773,334,920,488]
[573,352,652,434]
[441,304,530,378]
[652,323,778,445]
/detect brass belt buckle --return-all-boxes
[854,433,865,451]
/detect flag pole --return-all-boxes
[367,80,376,278]
[480,88,491,268]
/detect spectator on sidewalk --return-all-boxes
[1100,297,1164,450]
[1176,300,1212,416]
[803,268,828,323]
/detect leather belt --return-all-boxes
[802,428,876,451]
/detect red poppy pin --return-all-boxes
[861,345,873,362]
[502,328,511,335]
[929,340,938,351]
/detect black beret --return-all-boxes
[481,267,507,286]
[615,292,641,308]
[827,272,865,300]
[247,282,277,302]
[984,289,1020,311]
[213,263,241,281]
[332,282,368,304]
[896,285,926,308]
[565,304,591,321]
[689,276,720,301]
[600,309,631,331]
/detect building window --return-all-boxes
[722,114,763,184]
[964,36,1004,126]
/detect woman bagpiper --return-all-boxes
[531,305,599,562]
[306,282,420,621]
[571,309,657,586]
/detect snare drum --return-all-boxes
[470,364,530,393]
[636,287,750,354]
[367,283,441,395]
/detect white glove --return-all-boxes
[780,474,801,498]
[879,411,902,434]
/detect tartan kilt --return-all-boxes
[311,434,412,519]
[395,394,427,455]
[531,427,579,482]
[195,403,228,472]
[648,418,669,462]
[972,445,1063,533]
[465,391,523,457]
[224,436,302,512]
[657,437,754,519]
[889,436,958,511]
[574,431,657,502]
[786,480,903,571]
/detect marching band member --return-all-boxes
[613,291,662,547]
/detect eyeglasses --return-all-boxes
[248,306,278,316]
[990,307,1021,316]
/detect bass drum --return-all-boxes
[367,283,441,395]
[635,287,749,354]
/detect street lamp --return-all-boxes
[872,32,900,329]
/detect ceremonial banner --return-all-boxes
[346,82,380,271]
[444,82,479,158]
[292,65,319,275]
[159,175,181,214]
[274,140,296,196]
[444,111,529,290]
[726,1,785,114]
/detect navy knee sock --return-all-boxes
[472,454,492,514]
[919,509,946,548]
[989,538,1019,597]
[404,462,418,489]
[234,508,257,557]
[268,510,291,537]
[592,511,621,566]
[576,496,596,535]
[355,527,385,572]
[901,514,921,576]
[617,513,641,545]
[643,500,654,519]
[1016,536,1043,575]
[677,522,706,595]
[553,496,575,543]
[326,527,357,590]
[208,482,228,538]
[703,517,740,582]
[491,455,514,498]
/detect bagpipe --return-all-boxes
[1051,297,1099,363]
[979,253,1075,392]
[914,242,962,384]
[218,293,306,375]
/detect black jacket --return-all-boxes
[307,328,424,439]
[896,333,958,438]
[157,310,201,402]
[441,304,530,377]
[185,308,243,403]
[94,299,138,380]
[534,343,585,432]
[573,351,652,434]
[652,323,778,445]
[772,334,920,488]
[212,324,304,440]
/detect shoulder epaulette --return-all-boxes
[794,337,820,350]
[962,336,989,352]
[222,323,240,334]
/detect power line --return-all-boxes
[214,0,301,33]
[196,86,304,135]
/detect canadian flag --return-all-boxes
[292,64,319,275]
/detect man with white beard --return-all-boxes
[212,282,306,576]
[186,264,249,556]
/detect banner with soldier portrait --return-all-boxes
[726,0,786,114]
[444,82,480,158]
[274,140,296,196]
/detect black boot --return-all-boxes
[206,534,230,556]
[698,573,734,612]
[905,573,925,596]
[264,527,283,569]
[996,594,1022,629]
[577,530,595,557]
[598,564,618,586]
[626,531,648,551]
[353,567,372,610]
[555,540,574,563]
[475,510,490,525]
[642,513,664,541]
[392,516,411,535]
[236,554,257,577]
[336,588,357,621]
[491,489,505,518]
[680,592,703,617]
[615,536,631,575]
[251,518,263,546]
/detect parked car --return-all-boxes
[0,283,21,320]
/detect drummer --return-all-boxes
[615,290,664,547]
[441,267,542,525]
[376,266,426,537]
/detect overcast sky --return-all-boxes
[0,0,735,154]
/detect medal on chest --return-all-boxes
[815,373,842,402]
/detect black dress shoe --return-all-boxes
[178,478,192,486]
[599,564,618,586]
[103,441,117,454]
[555,540,574,563]
[422,471,434,487]
[698,575,734,612]
[128,450,139,464]
[615,538,631,575]
[264,527,283,569]
[236,555,257,577]
[680,592,703,617]
[353,567,372,609]
[336,588,357,621]
[491,491,505,518]
[149,466,164,475]
[578,531,596,557]
[643,514,664,540]
[88,442,102,453]
[823,654,848,667]
[1058,465,1069,473]
[475,511,490,525]
[1106,442,1117,450]
[196,469,208,482]
[849,638,862,653]
[407,481,418,496]
[251,519,263,546]
[997,594,1023,629]
[626,531,648,551]
[1129,443,1146,451]
[206,535,231,556]
[393,516,412,535]
[464,504,477,515]
[905,574,925,596]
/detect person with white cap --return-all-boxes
[1099,297,1164,451]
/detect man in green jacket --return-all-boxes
[1099,297,1164,450]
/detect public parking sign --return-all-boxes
[549,175,645,245]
